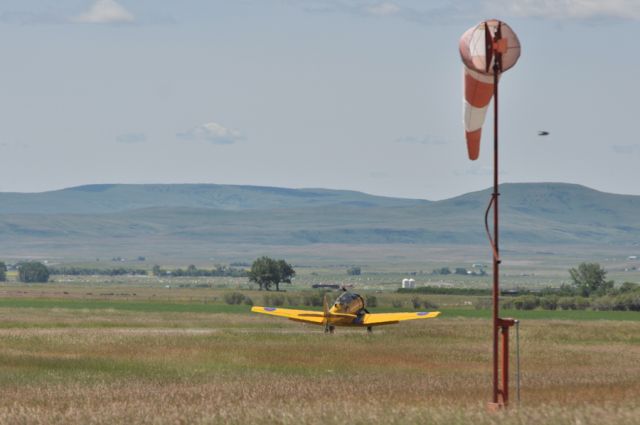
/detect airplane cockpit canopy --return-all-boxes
[336,292,360,305]
[334,292,365,314]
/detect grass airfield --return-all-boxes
[0,284,639,424]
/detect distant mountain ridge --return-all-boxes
[0,183,428,214]
[0,182,638,259]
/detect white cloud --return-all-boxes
[366,2,401,16]
[72,0,135,24]
[177,122,244,145]
[482,0,640,20]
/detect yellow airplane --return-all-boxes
[251,290,440,333]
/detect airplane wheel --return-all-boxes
[329,326,335,334]
[367,326,373,333]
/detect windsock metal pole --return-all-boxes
[489,39,516,409]
[460,20,520,410]
[491,59,500,406]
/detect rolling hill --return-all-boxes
[0,182,638,261]
[0,184,427,214]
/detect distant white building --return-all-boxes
[401,278,416,289]
[628,256,638,260]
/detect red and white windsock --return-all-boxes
[459,20,520,160]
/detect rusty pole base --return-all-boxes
[486,402,505,412]
[488,318,516,411]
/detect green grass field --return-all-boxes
[0,285,639,424]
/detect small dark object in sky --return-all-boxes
[538,131,549,136]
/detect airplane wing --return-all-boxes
[362,311,441,326]
[251,306,325,325]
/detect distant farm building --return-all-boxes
[401,278,416,289]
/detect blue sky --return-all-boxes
[0,0,639,200]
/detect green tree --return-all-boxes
[346,266,361,276]
[152,264,162,276]
[18,262,50,283]
[0,261,6,282]
[248,256,295,291]
[569,262,613,296]
[275,259,295,291]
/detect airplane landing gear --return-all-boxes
[367,326,373,333]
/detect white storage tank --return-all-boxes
[402,278,416,289]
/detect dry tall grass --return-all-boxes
[0,309,638,424]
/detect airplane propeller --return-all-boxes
[322,293,333,333]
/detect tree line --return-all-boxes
[48,266,148,276]
[492,262,640,311]
[152,264,248,277]
[0,261,249,283]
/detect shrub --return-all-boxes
[302,292,325,307]
[365,295,378,308]
[422,299,439,310]
[575,297,590,310]
[619,282,640,294]
[501,299,514,310]
[286,295,300,306]
[558,297,577,310]
[263,293,285,307]
[620,293,640,311]
[391,299,404,308]
[610,296,629,311]
[411,297,422,309]
[539,296,558,310]
[223,292,246,305]
[591,296,614,311]
[513,295,539,310]
[243,296,254,306]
